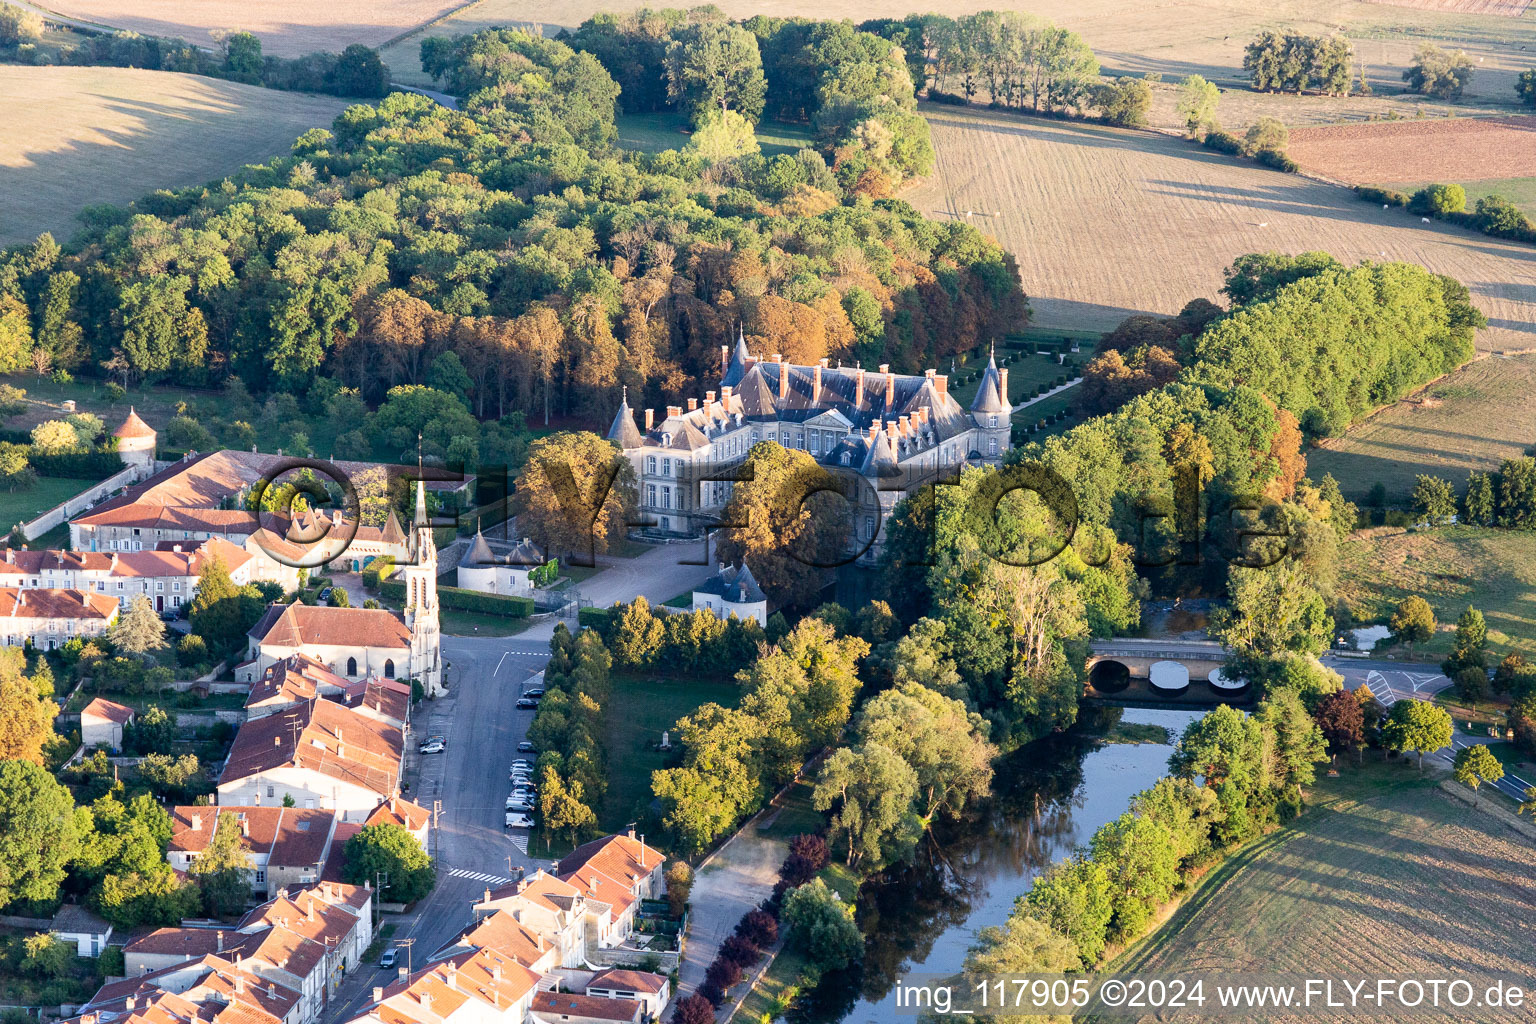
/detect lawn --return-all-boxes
[614,111,814,157]
[1386,176,1536,219]
[755,778,823,842]
[1335,526,1536,660]
[599,670,741,835]
[439,609,531,637]
[0,476,104,535]
[0,66,347,247]
[947,349,1085,409]
[1307,355,1536,503]
[1108,760,1536,1018]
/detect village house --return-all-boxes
[348,946,541,1024]
[80,697,135,750]
[0,587,119,649]
[245,655,413,733]
[217,698,403,821]
[551,835,665,947]
[583,970,669,1022]
[167,806,337,894]
[455,530,543,597]
[0,537,254,614]
[529,991,643,1024]
[71,970,292,1024]
[51,904,113,958]
[469,872,590,969]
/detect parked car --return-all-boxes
[318,587,332,602]
[516,698,538,709]
[510,759,532,770]
[418,735,446,754]
[516,741,536,753]
[379,947,398,969]
[523,687,546,698]
[159,609,180,622]
[505,812,534,829]
[506,798,533,813]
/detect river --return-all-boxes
[793,706,1204,1024]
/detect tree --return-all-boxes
[665,21,768,124]
[0,442,34,491]
[0,759,78,908]
[1210,563,1332,657]
[1176,74,1220,134]
[855,682,995,822]
[30,419,81,454]
[1256,687,1328,796]
[780,878,862,970]
[665,861,693,918]
[330,44,389,98]
[672,995,715,1024]
[1023,855,1115,966]
[0,4,45,44]
[1442,606,1488,678]
[1383,699,1452,771]
[965,913,1080,1019]
[189,812,253,917]
[1403,45,1474,100]
[812,742,920,868]
[1244,116,1288,155]
[1519,69,1536,108]
[1088,812,1180,941]
[343,824,436,902]
[111,596,169,659]
[1464,471,1496,526]
[124,705,174,756]
[539,770,597,848]
[190,555,260,656]
[1453,744,1504,806]
[1389,596,1436,656]
[0,649,58,764]
[1094,78,1151,127]
[688,108,760,161]
[21,932,71,978]
[1409,184,1466,218]
[512,432,636,565]
[1313,689,1366,763]
[222,31,263,80]
[1410,474,1457,525]
[1519,785,1536,818]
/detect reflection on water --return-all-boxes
[793,707,1203,1024]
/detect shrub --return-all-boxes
[671,995,716,1024]
[1408,183,1467,217]
[737,908,780,947]
[378,579,532,618]
[720,934,762,967]
[697,983,725,1008]
[705,957,743,991]
[1254,148,1298,172]
[1201,130,1245,155]
[578,606,611,629]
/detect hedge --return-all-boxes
[379,579,534,618]
[1200,130,1244,155]
[1254,148,1298,173]
[578,606,611,629]
[1355,185,1409,207]
[30,448,126,478]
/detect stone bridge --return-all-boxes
[1087,639,1239,696]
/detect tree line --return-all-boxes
[0,12,389,99]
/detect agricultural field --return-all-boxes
[39,0,464,56]
[1289,116,1536,185]
[1336,526,1536,659]
[0,475,105,535]
[0,65,347,246]
[1308,355,1536,502]
[1112,763,1536,1024]
[903,104,1536,350]
[379,0,1536,127]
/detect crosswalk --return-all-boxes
[448,868,515,887]
[507,831,530,854]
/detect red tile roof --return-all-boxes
[530,991,642,1022]
[365,796,429,832]
[245,654,351,709]
[218,698,403,797]
[115,408,157,440]
[0,587,119,619]
[81,697,135,724]
[589,969,667,995]
[249,603,411,650]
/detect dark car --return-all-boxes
[516,698,538,709]
[523,687,546,698]
[159,608,180,622]
[517,741,536,753]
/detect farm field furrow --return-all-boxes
[0,65,348,247]
[901,105,1536,352]
[38,0,465,57]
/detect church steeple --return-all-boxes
[403,478,442,695]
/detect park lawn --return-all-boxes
[599,671,741,836]
[1107,760,1536,1012]
[947,349,1084,409]
[0,476,104,534]
[1336,526,1536,661]
[615,111,813,157]
[439,609,532,638]
[756,778,823,842]
[730,945,810,1024]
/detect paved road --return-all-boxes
[676,825,786,1000]
[1323,656,1534,803]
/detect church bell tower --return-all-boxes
[402,479,443,695]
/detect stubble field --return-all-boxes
[40,0,465,56]
[901,104,1536,350]
[1308,355,1536,501]
[0,65,347,246]
[1289,116,1536,184]
[1111,764,1536,1024]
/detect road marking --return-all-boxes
[493,651,508,677]
[448,868,514,886]
[507,832,530,854]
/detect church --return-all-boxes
[240,482,443,696]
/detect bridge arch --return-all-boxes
[1088,659,1131,693]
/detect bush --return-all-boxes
[1408,183,1466,217]
[578,606,611,629]
[1201,130,1245,155]
[1355,185,1409,207]
[378,579,532,618]
[705,957,743,991]
[737,908,780,947]
[361,556,395,589]
[720,934,762,967]
[697,983,725,1008]
[1254,147,1298,173]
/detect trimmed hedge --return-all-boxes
[578,606,611,629]
[1355,185,1409,207]
[379,578,533,618]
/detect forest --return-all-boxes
[0,19,1024,453]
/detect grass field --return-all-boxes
[1110,761,1536,1023]
[1335,526,1536,659]
[1308,355,1536,502]
[378,0,1536,128]
[40,0,464,57]
[1385,176,1536,219]
[0,66,347,247]
[902,104,1536,351]
[0,476,104,534]
[599,670,740,834]
[616,111,814,157]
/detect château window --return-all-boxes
[647,484,656,507]
[989,438,998,456]
[646,456,656,474]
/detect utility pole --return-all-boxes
[373,871,388,927]
[432,800,441,864]
[397,938,415,976]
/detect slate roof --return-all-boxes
[694,562,766,605]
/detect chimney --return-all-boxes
[779,359,789,400]
[867,422,879,442]
[445,964,457,989]
[307,901,316,922]
[268,985,275,1000]
[720,344,729,377]
[126,998,136,1010]
[644,409,654,432]
[705,390,716,407]
[216,930,224,951]
[998,367,1009,404]
[240,816,250,838]
[666,405,681,418]
[398,967,408,985]
[234,977,244,995]
[812,362,822,402]
[898,415,910,435]
[854,367,865,408]
[935,374,948,397]
[492,965,502,982]
[686,398,698,412]
[769,353,781,363]
[420,994,432,1015]
[373,987,384,1003]
[274,736,282,747]
[483,887,491,904]
[722,385,733,401]
[885,370,896,408]
[191,813,202,832]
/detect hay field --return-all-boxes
[1335,526,1536,658]
[0,65,347,246]
[378,0,1536,124]
[40,0,464,57]
[902,105,1536,351]
[1289,116,1536,184]
[1111,765,1536,1024]
[1307,355,1536,501]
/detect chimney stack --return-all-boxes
[854,367,865,408]
[191,813,202,832]
[216,931,224,952]
[998,367,1009,405]
[769,353,781,363]
[722,385,733,401]
[935,374,948,397]
[812,363,822,402]
[779,359,789,400]
[373,987,384,1003]
[686,398,698,412]
[644,409,654,432]
[666,405,682,419]
[398,967,408,985]
[886,369,896,408]
[720,344,729,377]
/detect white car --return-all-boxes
[506,798,533,812]
[510,759,532,771]
[505,812,534,829]
[418,738,446,755]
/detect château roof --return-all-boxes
[114,407,156,440]
[970,348,1010,415]
[606,387,644,449]
[694,562,767,606]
